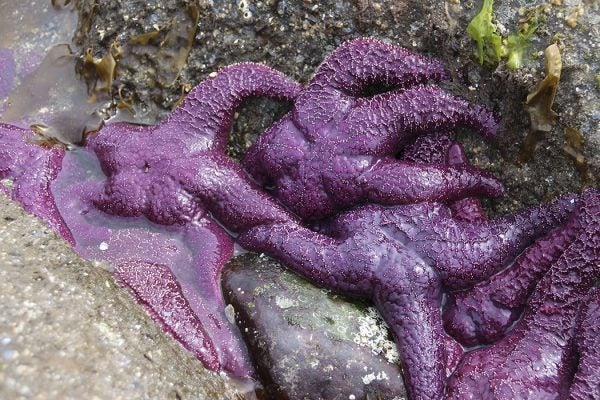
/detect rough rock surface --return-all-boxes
[0,193,240,400]
[222,253,406,400]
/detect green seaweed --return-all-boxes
[468,0,543,69]
[467,0,505,65]
[506,19,539,70]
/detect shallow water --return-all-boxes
[51,147,254,377]
[0,2,108,143]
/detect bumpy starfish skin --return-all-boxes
[90,63,299,230]
[238,192,576,399]
[57,63,305,375]
[443,210,580,347]
[0,123,72,242]
[446,189,600,399]
[569,288,600,400]
[244,38,504,220]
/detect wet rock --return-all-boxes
[439,0,600,214]
[0,193,241,400]
[222,253,406,400]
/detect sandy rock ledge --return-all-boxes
[0,193,240,400]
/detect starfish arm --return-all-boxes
[569,288,600,400]
[344,84,498,155]
[293,38,448,132]
[114,261,220,371]
[180,222,255,377]
[443,216,579,346]
[411,193,578,289]
[238,223,374,298]
[401,132,488,222]
[362,159,505,202]
[401,131,455,164]
[372,248,447,400]
[446,189,600,399]
[160,63,301,152]
[311,38,448,95]
[243,116,308,187]
[191,155,295,232]
[0,123,73,243]
[446,142,488,223]
[401,132,488,223]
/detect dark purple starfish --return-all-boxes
[238,187,576,399]
[445,188,600,399]
[569,288,600,400]
[244,38,504,221]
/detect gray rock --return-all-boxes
[0,193,240,400]
[222,253,407,400]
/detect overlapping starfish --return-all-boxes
[239,132,595,399]
[244,39,503,221]
[1,39,599,399]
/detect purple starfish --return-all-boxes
[243,38,504,221]
[569,288,600,400]
[66,64,304,375]
[446,188,600,399]
[238,185,576,399]
[88,63,299,231]
[3,38,599,400]
[0,63,303,376]
[0,123,71,241]
[0,61,297,378]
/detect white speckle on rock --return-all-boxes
[275,295,299,309]
[99,242,109,251]
[353,307,400,364]
[1,178,13,190]
[224,304,236,324]
[323,364,334,372]
[362,371,389,385]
